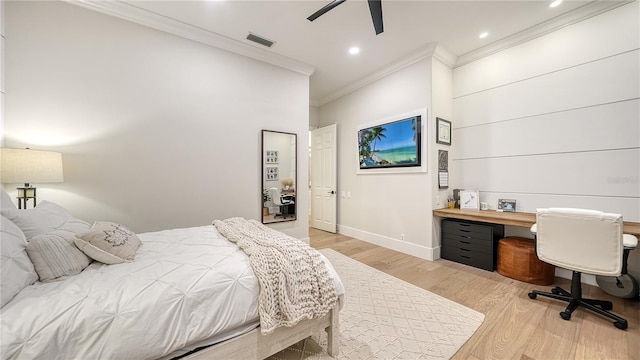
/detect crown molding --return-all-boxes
[455,0,632,67]
[433,44,457,68]
[66,0,316,76]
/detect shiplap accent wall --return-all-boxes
[453,2,638,218]
[452,2,639,281]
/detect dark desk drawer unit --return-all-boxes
[441,219,504,271]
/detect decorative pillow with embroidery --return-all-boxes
[75,221,141,264]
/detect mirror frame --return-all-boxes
[261,130,297,224]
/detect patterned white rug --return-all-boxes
[268,249,485,360]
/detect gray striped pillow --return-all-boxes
[26,230,92,282]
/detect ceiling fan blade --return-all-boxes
[368,0,384,35]
[307,0,347,22]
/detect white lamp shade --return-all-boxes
[0,148,64,184]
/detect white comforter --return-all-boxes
[1,225,343,360]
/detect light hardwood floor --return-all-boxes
[309,228,640,360]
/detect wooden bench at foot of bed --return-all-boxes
[183,304,340,360]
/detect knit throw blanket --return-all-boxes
[213,217,338,335]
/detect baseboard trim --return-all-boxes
[337,224,437,261]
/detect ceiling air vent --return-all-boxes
[246,33,275,48]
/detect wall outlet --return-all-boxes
[347,191,351,198]
[436,196,441,205]
[401,234,405,241]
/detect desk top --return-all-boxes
[432,208,640,237]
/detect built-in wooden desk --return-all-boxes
[432,208,640,237]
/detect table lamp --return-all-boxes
[0,148,64,209]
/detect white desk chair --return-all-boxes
[528,208,637,330]
[269,187,294,219]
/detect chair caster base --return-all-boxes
[599,303,613,311]
[614,320,628,330]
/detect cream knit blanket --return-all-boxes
[213,217,338,335]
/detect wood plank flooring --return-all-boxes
[309,228,640,360]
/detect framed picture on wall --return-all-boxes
[265,167,279,181]
[265,150,279,164]
[436,117,451,146]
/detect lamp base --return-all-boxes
[16,185,37,209]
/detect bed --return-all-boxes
[0,194,343,360]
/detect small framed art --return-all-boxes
[265,166,279,181]
[436,117,451,146]
[498,199,516,212]
[459,190,479,210]
[265,150,278,164]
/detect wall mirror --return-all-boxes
[262,130,297,224]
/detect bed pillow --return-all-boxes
[1,216,38,307]
[27,229,92,282]
[1,188,17,210]
[75,221,141,264]
[0,200,75,241]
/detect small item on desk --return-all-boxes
[480,202,489,211]
[447,195,456,209]
[453,189,461,208]
[460,190,480,210]
[498,199,517,212]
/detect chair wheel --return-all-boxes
[551,288,560,295]
[528,293,537,299]
[614,320,628,330]
[560,311,571,320]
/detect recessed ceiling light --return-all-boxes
[349,47,360,55]
[479,32,489,39]
[549,0,562,8]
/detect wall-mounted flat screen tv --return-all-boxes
[358,115,421,169]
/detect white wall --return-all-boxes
[318,58,439,259]
[3,1,310,238]
[0,0,4,147]
[431,58,454,253]
[309,105,320,130]
[452,2,640,281]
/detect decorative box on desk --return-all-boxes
[441,219,505,271]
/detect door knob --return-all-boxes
[328,190,335,194]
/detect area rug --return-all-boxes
[268,249,484,360]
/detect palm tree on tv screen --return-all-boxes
[368,126,387,156]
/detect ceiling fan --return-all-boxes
[307,0,384,35]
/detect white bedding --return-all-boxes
[1,225,344,360]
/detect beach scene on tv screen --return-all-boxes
[359,116,420,169]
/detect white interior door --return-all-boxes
[310,124,337,233]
